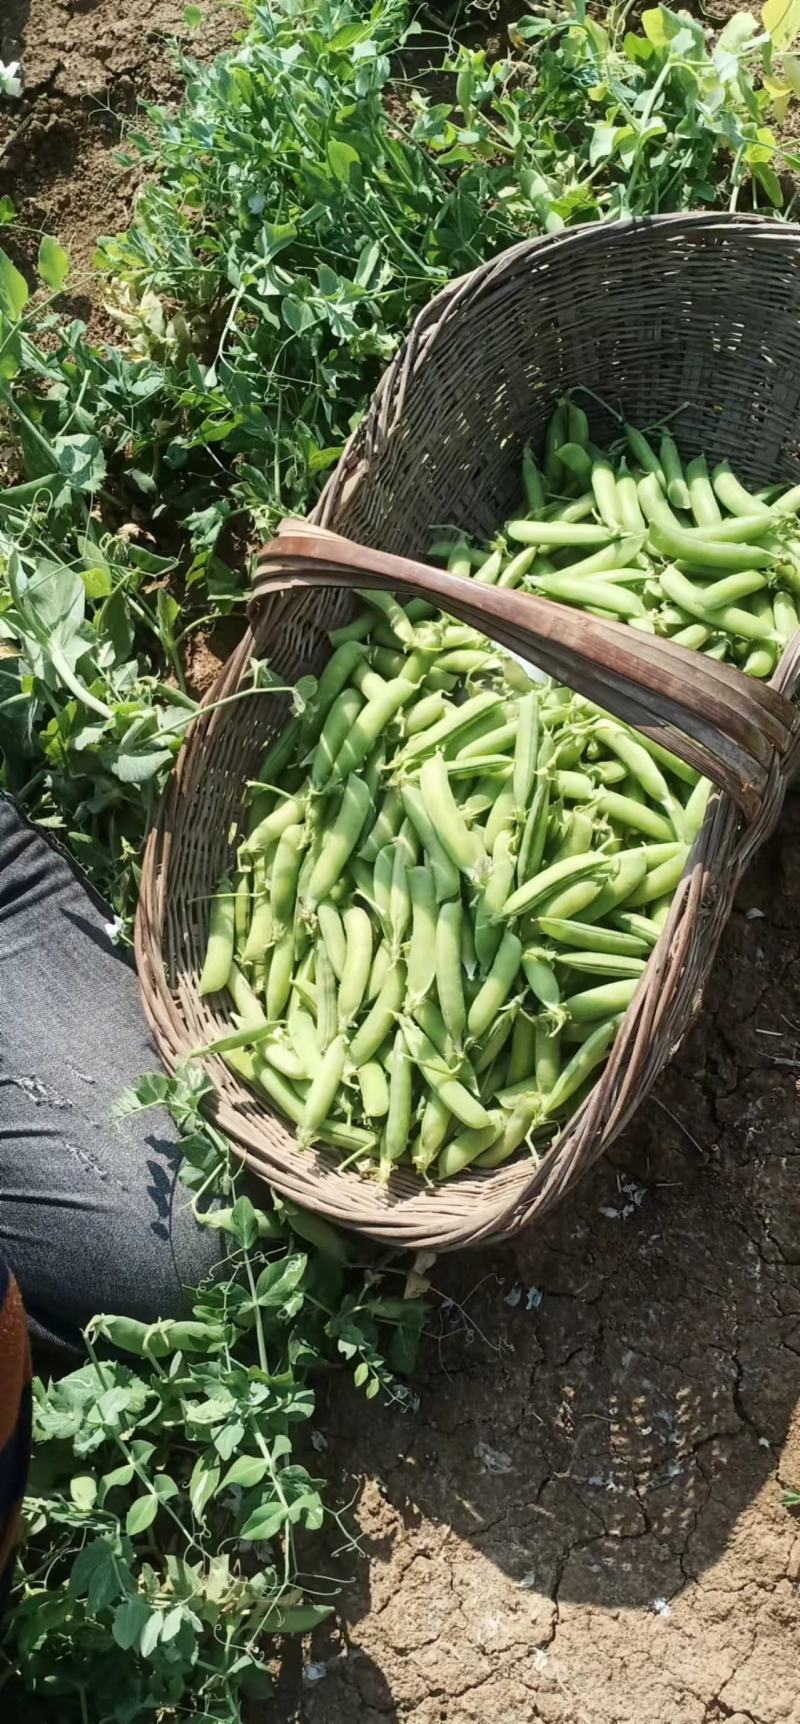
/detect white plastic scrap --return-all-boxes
[0,62,22,99]
[304,1663,328,1683]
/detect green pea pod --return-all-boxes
[522,441,546,512]
[389,820,418,956]
[372,843,394,942]
[558,441,593,483]
[420,753,484,878]
[522,948,560,1012]
[564,977,639,1023]
[615,465,646,532]
[404,691,448,737]
[301,640,367,741]
[435,898,467,1046]
[536,915,648,957]
[507,1010,538,1087]
[413,1090,452,1173]
[348,961,406,1067]
[243,791,307,857]
[438,1111,505,1179]
[337,905,374,1029]
[570,847,649,923]
[355,587,415,646]
[382,1029,414,1163]
[627,847,689,907]
[650,522,772,572]
[541,1015,620,1115]
[512,690,539,813]
[686,454,722,529]
[467,930,523,1038]
[265,927,296,1021]
[473,545,504,586]
[398,689,503,766]
[659,433,691,511]
[473,1006,517,1076]
[475,829,516,970]
[516,771,552,889]
[591,457,622,530]
[535,1015,561,1095]
[315,939,338,1051]
[358,1059,389,1119]
[625,424,664,486]
[637,472,683,531]
[310,685,364,789]
[544,399,568,486]
[474,1095,540,1168]
[199,875,236,996]
[299,1034,348,1143]
[659,566,774,641]
[507,519,618,549]
[332,677,418,782]
[270,822,305,932]
[366,940,391,1004]
[504,850,610,921]
[305,776,372,909]
[555,950,646,979]
[612,911,661,948]
[406,866,437,1006]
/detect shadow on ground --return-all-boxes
[269,800,800,1724]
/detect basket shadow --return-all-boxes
[280,803,800,1712]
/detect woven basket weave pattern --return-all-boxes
[136,213,800,1251]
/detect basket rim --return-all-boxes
[136,210,800,1252]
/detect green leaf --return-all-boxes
[222,1454,269,1489]
[229,1193,260,1249]
[112,1596,151,1651]
[153,1472,179,1500]
[0,196,16,226]
[54,433,106,493]
[140,1610,163,1658]
[184,2,203,23]
[189,1455,221,1522]
[282,296,316,334]
[763,0,800,48]
[327,139,359,183]
[239,1499,287,1541]
[37,235,70,292]
[0,249,27,321]
[126,1493,159,1535]
[81,566,113,601]
[255,1252,308,1308]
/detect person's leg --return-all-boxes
[0,795,222,1351]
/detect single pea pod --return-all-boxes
[625,423,664,486]
[310,685,364,789]
[399,782,461,902]
[686,454,722,529]
[413,1090,452,1173]
[305,776,372,910]
[358,1059,390,1119]
[555,950,646,979]
[474,829,516,971]
[315,940,338,1051]
[382,1029,414,1164]
[564,976,640,1022]
[435,898,467,1047]
[348,960,407,1068]
[332,676,418,782]
[438,1111,505,1179]
[507,1010,538,1087]
[337,905,373,1029]
[270,822,305,932]
[301,639,367,741]
[536,914,648,957]
[355,586,415,646]
[389,819,418,956]
[474,1095,540,1168]
[467,930,523,1039]
[199,876,236,996]
[541,1015,621,1116]
[659,432,690,511]
[503,850,611,921]
[512,689,539,813]
[420,753,485,878]
[243,790,307,858]
[405,865,437,1007]
[522,441,546,512]
[265,926,296,1021]
[299,1034,348,1145]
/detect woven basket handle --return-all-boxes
[253,519,800,822]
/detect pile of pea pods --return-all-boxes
[195,402,800,1182]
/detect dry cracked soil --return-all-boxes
[4,3,800,1721]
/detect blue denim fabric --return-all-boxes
[0,794,220,1350]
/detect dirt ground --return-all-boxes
[4,3,800,1722]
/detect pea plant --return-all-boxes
[4,1064,425,1721]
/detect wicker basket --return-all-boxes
[137,212,800,1252]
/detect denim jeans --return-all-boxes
[0,795,220,1350]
